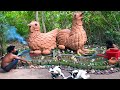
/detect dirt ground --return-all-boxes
[1,42,120,79]
[0,68,120,79]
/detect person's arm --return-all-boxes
[113,44,119,49]
[13,55,32,65]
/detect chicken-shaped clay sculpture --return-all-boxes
[57,12,89,55]
[27,21,59,55]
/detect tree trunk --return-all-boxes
[42,11,46,33]
[0,25,6,56]
[35,11,39,21]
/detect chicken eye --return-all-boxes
[35,24,37,26]
[74,14,76,17]
[80,13,83,16]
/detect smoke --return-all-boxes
[18,49,32,61]
[4,25,27,45]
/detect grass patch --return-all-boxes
[35,59,113,70]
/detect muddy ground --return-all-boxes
[0,68,120,79]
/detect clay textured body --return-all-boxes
[27,21,58,55]
[57,12,89,55]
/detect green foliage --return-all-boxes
[1,11,120,46]
[1,11,34,38]
[38,11,73,32]
[84,11,120,45]
[38,59,111,70]
[0,14,8,56]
